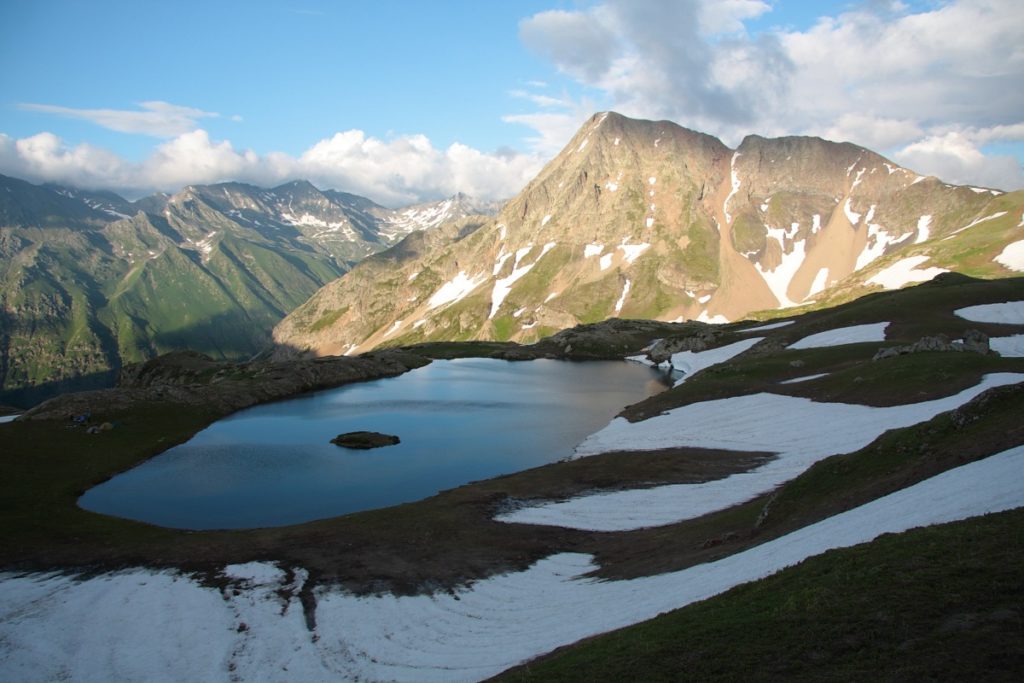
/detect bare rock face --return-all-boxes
[331,431,400,449]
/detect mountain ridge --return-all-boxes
[272,111,1022,358]
[0,174,496,405]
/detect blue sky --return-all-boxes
[1,1,1021,204]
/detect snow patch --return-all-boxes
[648,176,656,185]
[915,215,932,244]
[223,562,286,586]
[698,311,730,324]
[498,223,507,241]
[541,214,552,227]
[645,217,654,228]
[994,240,1024,272]
[723,152,741,224]
[843,199,861,225]
[851,167,866,190]
[755,227,807,308]
[697,294,711,304]
[741,320,794,332]
[489,243,556,318]
[945,211,1008,239]
[604,181,618,192]
[584,243,604,258]
[613,137,620,145]
[427,271,486,309]
[866,256,949,290]
[991,335,1024,357]
[955,301,1024,325]
[618,242,650,264]
[408,271,420,281]
[788,322,889,349]
[670,337,763,387]
[807,267,830,298]
[513,308,526,318]
[599,253,614,271]
[812,214,821,233]
[780,373,829,384]
[544,292,558,303]
[613,279,631,314]
[855,222,912,271]
[493,251,512,276]
[383,320,404,337]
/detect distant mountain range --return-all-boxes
[272,112,1024,358]
[0,174,496,405]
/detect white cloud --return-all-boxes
[512,0,1024,190]
[0,129,544,206]
[18,101,221,137]
[894,132,1024,190]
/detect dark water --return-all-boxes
[79,358,668,529]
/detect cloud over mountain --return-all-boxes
[514,0,1024,190]
[0,128,545,207]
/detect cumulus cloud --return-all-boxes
[18,101,221,137]
[0,129,544,206]
[894,132,1024,190]
[513,0,1024,190]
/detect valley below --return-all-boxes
[2,273,1023,681]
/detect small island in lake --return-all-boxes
[331,431,401,450]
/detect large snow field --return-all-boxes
[787,321,889,349]
[2,446,1023,683]
[496,373,1024,530]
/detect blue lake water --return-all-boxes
[79,358,668,529]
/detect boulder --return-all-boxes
[331,431,401,450]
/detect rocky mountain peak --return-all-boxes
[273,112,1023,359]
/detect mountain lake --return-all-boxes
[79,358,670,529]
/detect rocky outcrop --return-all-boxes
[873,330,991,361]
[21,349,431,421]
